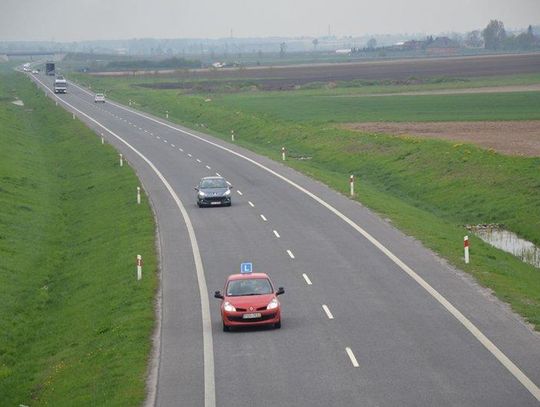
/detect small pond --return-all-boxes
[468,225,540,269]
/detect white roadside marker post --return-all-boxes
[165,110,169,119]
[119,154,124,167]
[137,186,141,204]
[72,113,75,120]
[136,255,143,280]
[281,147,286,161]
[129,100,132,106]
[231,130,235,141]
[464,235,470,264]
[101,132,104,144]
[350,175,355,197]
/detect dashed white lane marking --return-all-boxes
[179,148,184,152]
[215,172,221,177]
[139,127,143,131]
[150,132,154,136]
[273,230,280,238]
[144,129,148,133]
[260,214,267,222]
[226,181,231,186]
[156,136,161,139]
[196,159,202,163]
[345,347,360,368]
[163,140,168,143]
[248,201,254,207]
[171,144,175,147]
[206,165,211,170]
[322,305,334,320]
[237,190,243,196]
[286,250,295,259]
[302,273,312,285]
[188,153,192,157]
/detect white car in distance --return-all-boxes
[94,93,106,103]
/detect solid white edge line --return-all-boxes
[273,230,280,238]
[345,347,359,368]
[302,273,312,285]
[322,304,334,320]
[35,77,216,407]
[68,79,540,402]
[286,250,295,259]
[260,214,267,222]
[248,201,254,207]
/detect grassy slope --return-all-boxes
[0,69,156,405]
[72,73,540,330]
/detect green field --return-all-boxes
[70,70,540,331]
[0,68,157,405]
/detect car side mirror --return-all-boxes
[194,187,199,191]
[214,290,224,299]
[276,287,285,296]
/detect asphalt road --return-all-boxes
[29,72,540,407]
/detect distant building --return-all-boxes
[426,37,460,55]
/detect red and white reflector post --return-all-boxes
[137,186,141,205]
[136,255,143,280]
[349,174,355,197]
[281,147,286,161]
[119,154,124,167]
[231,130,235,142]
[464,235,470,264]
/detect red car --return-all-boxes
[214,272,284,331]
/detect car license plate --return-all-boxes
[211,201,221,205]
[242,313,261,319]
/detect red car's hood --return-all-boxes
[225,294,276,309]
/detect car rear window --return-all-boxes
[200,179,227,188]
[227,278,273,296]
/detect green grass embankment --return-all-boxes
[0,70,156,405]
[73,73,540,330]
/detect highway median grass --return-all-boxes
[73,72,540,330]
[0,70,157,405]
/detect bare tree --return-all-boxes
[279,42,287,58]
[312,38,319,50]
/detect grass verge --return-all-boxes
[71,72,540,331]
[0,69,157,406]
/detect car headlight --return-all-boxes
[266,298,279,310]
[198,191,206,197]
[223,301,236,312]
[224,189,231,196]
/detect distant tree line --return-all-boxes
[106,57,201,70]
[482,20,538,50]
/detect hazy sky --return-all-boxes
[1,0,539,41]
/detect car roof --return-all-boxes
[227,273,270,281]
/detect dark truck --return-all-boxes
[45,62,55,76]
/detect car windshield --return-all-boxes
[200,178,227,189]
[226,278,273,296]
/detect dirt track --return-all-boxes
[343,121,540,157]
